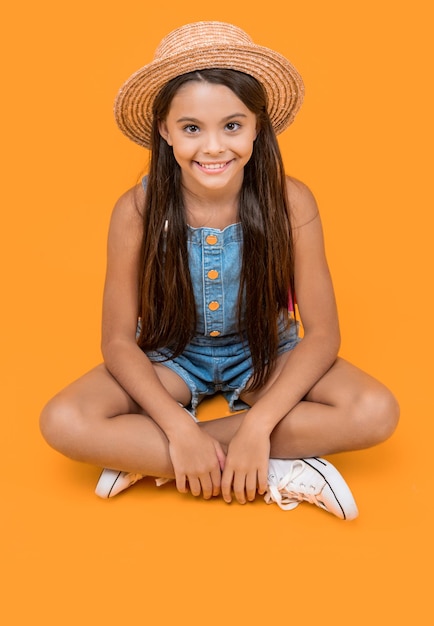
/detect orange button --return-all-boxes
[207,269,219,280]
[205,234,218,245]
[208,301,220,311]
[209,330,221,337]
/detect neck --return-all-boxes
[182,184,240,229]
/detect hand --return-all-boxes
[221,425,271,504]
[168,425,226,500]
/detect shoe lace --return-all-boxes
[265,461,326,511]
[155,477,172,487]
[124,472,143,486]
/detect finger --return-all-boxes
[210,465,222,497]
[245,471,258,502]
[199,474,213,500]
[221,468,234,503]
[214,441,226,471]
[176,473,188,494]
[257,465,268,496]
[233,473,247,505]
[188,476,202,497]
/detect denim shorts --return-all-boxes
[145,319,300,414]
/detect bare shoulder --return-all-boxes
[285,176,320,229]
[111,183,145,221]
[109,183,145,243]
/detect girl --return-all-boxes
[40,21,399,520]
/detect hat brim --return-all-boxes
[114,43,304,149]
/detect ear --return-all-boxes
[158,120,172,146]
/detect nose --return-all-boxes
[203,131,225,155]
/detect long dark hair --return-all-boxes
[136,69,294,390]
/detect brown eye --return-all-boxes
[184,124,200,133]
[225,122,241,131]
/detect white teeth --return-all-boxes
[199,162,226,169]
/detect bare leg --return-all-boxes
[201,357,400,458]
[40,356,398,518]
[40,363,192,478]
[40,357,399,476]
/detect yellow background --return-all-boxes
[2,1,433,623]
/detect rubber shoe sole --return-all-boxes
[303,457,359,520]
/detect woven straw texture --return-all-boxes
[114,22,304,148]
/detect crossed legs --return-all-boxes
[40,356,399,480]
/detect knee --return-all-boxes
[354,385,400,446]
[39,395,87,455]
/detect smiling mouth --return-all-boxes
[196,161,230,170]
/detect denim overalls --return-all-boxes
[145,221,300,413]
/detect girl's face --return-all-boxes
[159,81,258,195]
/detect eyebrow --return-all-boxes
[175,113,248,124]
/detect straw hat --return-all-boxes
[114,21,304,149]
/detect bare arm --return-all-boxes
[221,177,341,502]
[101,185,225,496]
[101,185,194,434]
[242,176,340,429]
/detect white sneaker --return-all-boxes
[264,457,359,520]
[95,469,144,498]
[95,469,173,498]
